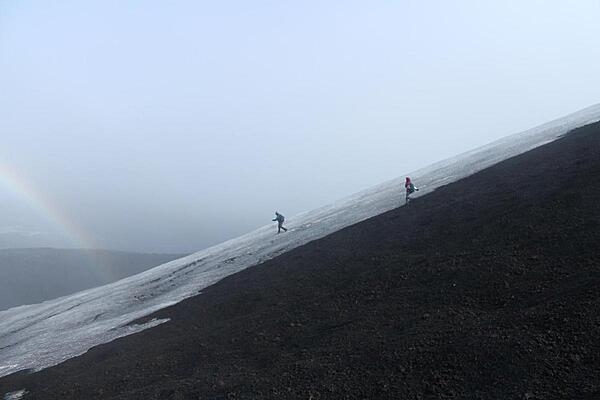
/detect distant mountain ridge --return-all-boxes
[0,248,185,311]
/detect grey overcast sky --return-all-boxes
[0,1,599,253]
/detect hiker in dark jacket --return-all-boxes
[405,177,419,204]
[272,212,288,233]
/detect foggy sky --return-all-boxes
[1,1,599,253]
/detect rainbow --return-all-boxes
[0,163,96,249]
[0,163,117,281]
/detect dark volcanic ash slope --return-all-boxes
[2,122,600,399]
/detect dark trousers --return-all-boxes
[278,221,287,233]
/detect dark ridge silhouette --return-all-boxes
[1,121,599,399]
[0,249,185,311]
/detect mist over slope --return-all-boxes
[0,249,185,311]
[0,104,599,380]
[3,118,599,399]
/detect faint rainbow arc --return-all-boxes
[0,163,99,251]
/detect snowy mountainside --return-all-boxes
[0,104,599,377]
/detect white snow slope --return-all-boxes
[1,104,599,378]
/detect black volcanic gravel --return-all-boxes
[1,122,600,399]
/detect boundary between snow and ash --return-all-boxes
[0,104,599,378]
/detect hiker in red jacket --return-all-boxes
[405,177,419,204]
